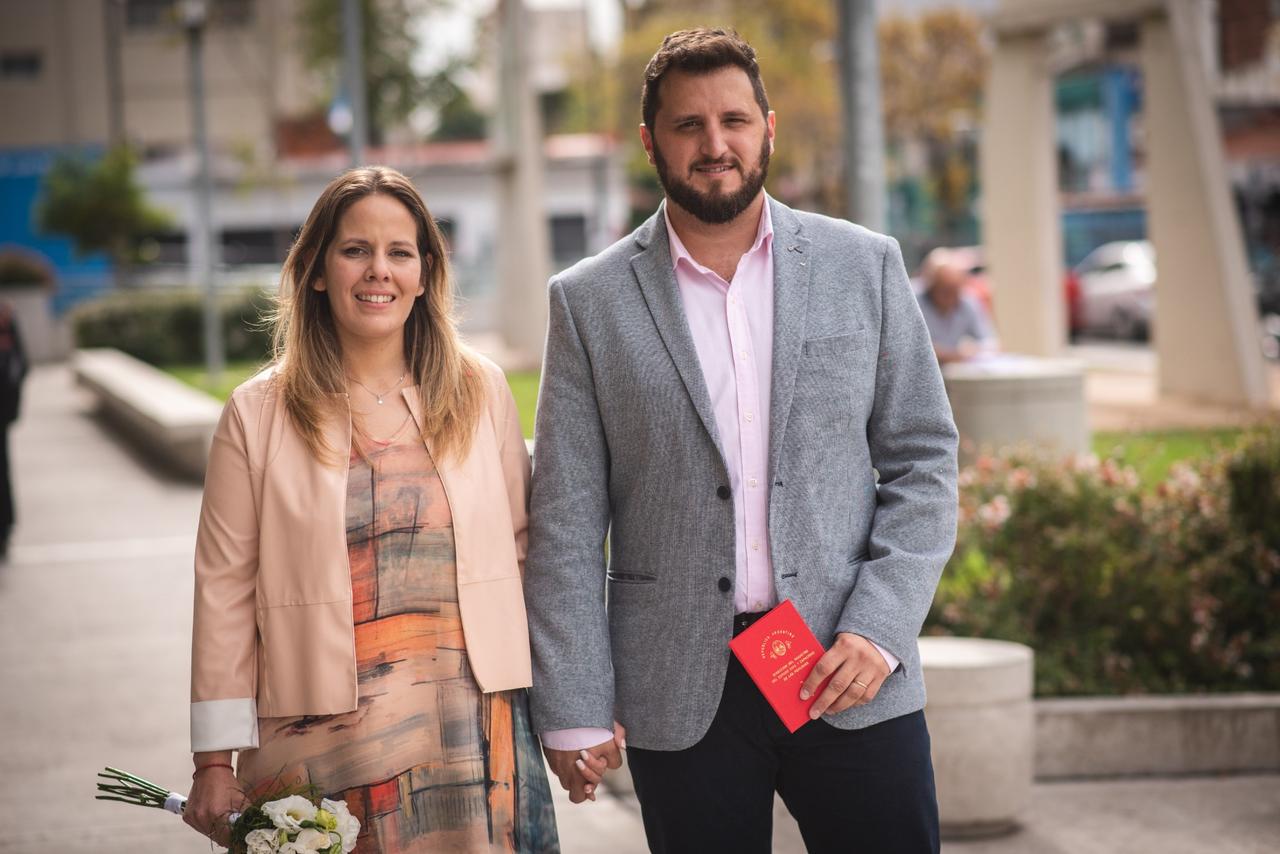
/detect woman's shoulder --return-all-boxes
[224,363,284,421]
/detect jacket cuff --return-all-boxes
[191,698,259,752]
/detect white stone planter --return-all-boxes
[919,636,1034,838]
[942,356,1088,465]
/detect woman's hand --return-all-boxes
[183,757,247,847]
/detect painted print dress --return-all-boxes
[236,437,559,853]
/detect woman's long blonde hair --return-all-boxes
[271,166,485,463]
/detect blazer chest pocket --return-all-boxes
[802,333,860,357]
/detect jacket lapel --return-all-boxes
[631,206,726,461]
[766,198,812,483]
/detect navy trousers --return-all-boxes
[626,650,940,854]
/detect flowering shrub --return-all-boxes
[925,426,1280,696]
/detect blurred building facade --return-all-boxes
[0,0,626,356]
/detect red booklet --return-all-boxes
[729,600,830,732]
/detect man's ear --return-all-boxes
[766,110,776,154]
[639,123,655,166]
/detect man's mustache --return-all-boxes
[688,159,742,175]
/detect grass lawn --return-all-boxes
[1091,427,1244,488]
[166,362,543,438]
[167,362,1248,477]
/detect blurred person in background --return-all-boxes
[916,247,997,364]
[0,302,26,560]
[182,167,562,852]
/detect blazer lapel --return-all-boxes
[766,198,813,483]
[630,206,726,461]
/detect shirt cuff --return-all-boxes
[540,726,615,752]
[191,698,259,753]
[871,641,900,675]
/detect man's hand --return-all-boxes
[543,722,626,804]
[800,633,892,719]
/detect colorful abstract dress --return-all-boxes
[236,438,559,853]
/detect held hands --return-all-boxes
[800,632,891,719]
[183,761,248,847]
[543,721,626,804]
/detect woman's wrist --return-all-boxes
[193,750,233,769]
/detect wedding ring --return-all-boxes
[853,679,869,689]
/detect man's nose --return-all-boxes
[700,123,730,160]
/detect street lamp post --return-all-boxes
[181,0,223,384]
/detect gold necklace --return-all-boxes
[347,370,407,405]
[356,410,414,447]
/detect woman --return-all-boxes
[183,167,568,852]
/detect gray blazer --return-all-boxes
[525,197,958,751]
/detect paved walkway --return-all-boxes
[1,364,1277,853]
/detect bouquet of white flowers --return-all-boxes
[96,767,360,854]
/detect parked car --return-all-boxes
[1074,240,1156,340]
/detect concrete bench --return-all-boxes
[919,636,1034,839]
[73,348,224,480]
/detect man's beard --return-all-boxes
[653,133,770,225]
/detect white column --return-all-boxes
[1140,2,1270,406]
[980,29,1066,357]
[493,0,552,368]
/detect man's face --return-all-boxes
[641,66,775,225]
[929,265,965,314]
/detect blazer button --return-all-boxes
[718,577,732,592]
[716,485,731,500]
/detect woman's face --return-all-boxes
[315,193,425,350]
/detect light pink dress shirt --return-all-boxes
[541,201,895,752]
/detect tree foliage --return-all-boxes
[37,147,171,263]
[297,0,452,144]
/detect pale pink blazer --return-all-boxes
[190,357,532,753]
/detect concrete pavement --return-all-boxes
[2,364,1277,853]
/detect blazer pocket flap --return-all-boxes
[803,333,859,356]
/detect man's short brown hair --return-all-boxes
[641,28,770,130]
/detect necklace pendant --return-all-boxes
[376,396,384,405]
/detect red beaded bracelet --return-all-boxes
[192,762,234,778]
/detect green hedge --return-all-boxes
[925,426,1280,697]
[73,288,274,366]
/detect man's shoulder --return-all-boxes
[784,204,893,248]
[551,220,651,295]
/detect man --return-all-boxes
[526,28,957,853]
[916,247,997,364]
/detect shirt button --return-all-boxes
[717,485,731,500]
[718,577,732,592]
[749,478,758,488]
[745,412,754,422]
[739,351,748,360]
[752,541,760,551]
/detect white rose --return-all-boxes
[285,828,333,851]
[244,828,280,854]
[262,795,318,832]
[321,798,361,853]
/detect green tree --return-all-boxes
[37,146,170,264]
[880,10,988,245]
[298,0,453,145]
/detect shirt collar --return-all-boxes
[663,196,774,276]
